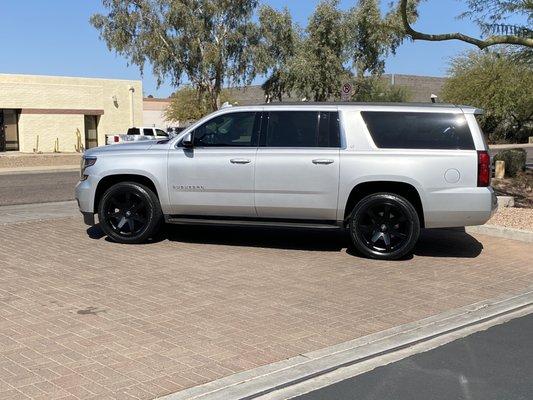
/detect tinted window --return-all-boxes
[361,112,474,150]
[193,112,257,147]
[127,128,140,135]
[143,128,154,136]
[318,112,341,148]
[155,129,168,137]
[265,111,340,148]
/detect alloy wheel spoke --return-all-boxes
[383,204,391,220]
[359,224,372,234]
[117,216,127,229]
[127,218,135,232]
[132,214,146,224]
[383,233,391,249]
[367,209,378,223]
[391,229,407,239]
[108,211,122,219]
[371,231,382,243]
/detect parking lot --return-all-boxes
[1,217,532,399]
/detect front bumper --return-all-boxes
[75,176,97,226]
[82,212,95,226]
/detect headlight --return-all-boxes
[80,156,97,180]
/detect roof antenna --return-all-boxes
[430,94,438,104]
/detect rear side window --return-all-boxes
[127,128,140,135]
[143,128,154,136]
[361,112,475,150]
[264,111,340,148]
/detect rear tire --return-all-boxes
[348,193,420,260]
[98,182,162,244]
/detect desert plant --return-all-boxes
[494,148,527,177]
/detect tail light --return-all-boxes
[477,151,491,187]
[114,135,119,143]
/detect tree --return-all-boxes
[291,0,349,101]
[346,0,418,99]
[353,77,411,102]
[258,0,416,103]
[256,6,299,102]
[441,51,533,143]
[347,0,415,79]
[91,0,260,111]
[399,0,533,49]
[164,86,235,123]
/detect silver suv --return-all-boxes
[75,103,496,260]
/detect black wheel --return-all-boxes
[98,182,162,244]
[348,193,420,260]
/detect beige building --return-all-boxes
[0,74,143,153]
[143,97,172,129]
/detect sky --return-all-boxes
[0,0,489,97]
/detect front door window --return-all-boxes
[193,112,259,147]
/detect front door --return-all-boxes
[167,111,261,217]
[84,115,99,149]
[255,110,341,221]
[0,111,5,152]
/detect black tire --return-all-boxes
[348,193,420,260]
[98,182,163,244]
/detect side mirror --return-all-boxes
[181,132,194,149]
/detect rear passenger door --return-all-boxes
[255,110,341,221]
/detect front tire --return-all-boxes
[98,182,162,244]
[348,193,420,260]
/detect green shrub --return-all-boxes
[494,148,527,177]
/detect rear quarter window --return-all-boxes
[361,112,475,150]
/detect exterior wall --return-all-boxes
[0,74,143,153]
[381,74,446,103]
[229,75,448,105]
[143,98,171,128]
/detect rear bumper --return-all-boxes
[424,187,497,228]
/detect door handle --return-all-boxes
[312,159,334,165]
[230,158,251,164]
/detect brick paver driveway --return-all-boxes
[1,217,532,399]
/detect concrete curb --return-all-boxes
[466,224,533,243]
[158,288,533,400]
[0,165,79,175]
[489,143,533,149]
[0,201,79,225]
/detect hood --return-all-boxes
[84,141,155,157]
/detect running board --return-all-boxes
[166,216,342,230]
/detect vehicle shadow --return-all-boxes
[87,223,484,259]
[413,228,483,258]
[164,224,349,252]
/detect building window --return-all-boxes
[0,109,20,152]
[84,115,99,149]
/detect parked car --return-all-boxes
[167,126,186,137]
[105,127,169,145]
[76,103,496,260]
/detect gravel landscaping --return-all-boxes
[487,207,533,231]
[492,170,533,208]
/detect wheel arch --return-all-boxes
[94,174,160,214]
[343,180,425,228]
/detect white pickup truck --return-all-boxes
[105,127,169,145]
